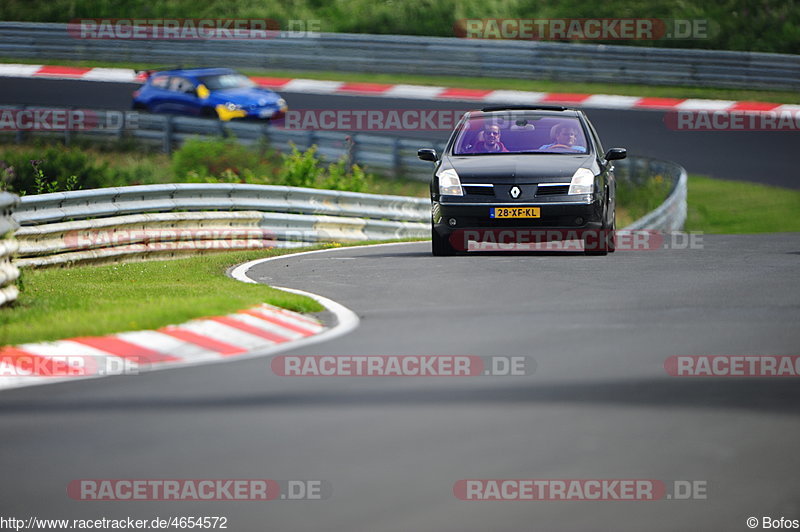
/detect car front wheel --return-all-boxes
[432,228,455,256]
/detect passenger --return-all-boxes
[539,124,586,152]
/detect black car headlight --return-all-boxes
[568,168,595,195]
[437,168,464,196]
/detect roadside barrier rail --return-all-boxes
[0,22,798,90]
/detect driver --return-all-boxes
[539,123,585,151]
[473,124,509,153]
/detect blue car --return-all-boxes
[132,67,287,121]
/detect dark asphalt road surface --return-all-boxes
[1,236,799,531]
[1,77,798,188]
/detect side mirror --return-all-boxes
[605,148,627,161]
[417,149,438,162]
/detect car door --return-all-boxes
[166,76,203,116]
[144,75,174,113]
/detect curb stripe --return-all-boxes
[251,76,293,88]
[0,301,327,392]
[439,88,494,100]
[210,316,292,343]
[179,320,274,350]
[729,102,783,111]
[258,304,324,327]
[240,309,316,336]
[36,65,92,77]
[338,82,392,94]
[115,330,222,362]
[541,93,592,104]
[71,336,179,364]
[635,97,686,108]
[158,327,248,356]
[227,313,305,340]
[0,347,59,376]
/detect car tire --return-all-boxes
[608,216,617,253]
[201,107,218,119]
[432,228,455,256]
[585,203,610,256]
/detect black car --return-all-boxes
[418,106,626,256]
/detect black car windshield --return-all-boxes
[452,114,589,155]
[198,74,255,91]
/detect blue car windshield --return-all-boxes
[453,114,589,155]
[198,74,255,91]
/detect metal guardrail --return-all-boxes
[1,22,799,90]
[13,183,431,226]
[620,158,687,231]
[13,185,430,267]
[0,191,21,305]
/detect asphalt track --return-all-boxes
[1,77,799,188]
[1,237,799,531]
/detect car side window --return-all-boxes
[150,76,169,89]
[585,119,604,156]
[168,77,196,94]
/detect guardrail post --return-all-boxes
[15,105,25,145]
[0,192,20,307]
[163,115,173,154]
[392,138,402,178]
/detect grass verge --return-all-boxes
[686,175,800,233]
[1,56,797,105]
[0,247,330,346]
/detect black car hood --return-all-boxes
[446,154,593,183]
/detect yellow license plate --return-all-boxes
[490,207,541,219]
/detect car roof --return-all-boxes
[473,106,583,118]
[151,67,238,78]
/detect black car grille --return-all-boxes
[536,185,570,196]
[463,185,494,196]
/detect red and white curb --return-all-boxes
[1,63,797,113]
[0,297,353,392]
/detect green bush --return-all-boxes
[0,144,131,195]
[322,157,368,193]
[171,137,272,181]
[0,137,378,195]
[277,144,371,192]
[276,145,322,188]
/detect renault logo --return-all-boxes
[510,186,521,199]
